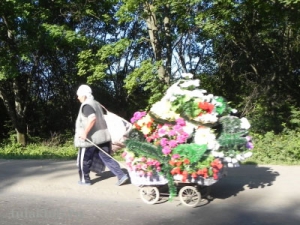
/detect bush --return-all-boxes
[1,130,300,165]
[245,130,300,165]
[0,134,77,160]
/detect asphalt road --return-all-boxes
[0,159,299,225]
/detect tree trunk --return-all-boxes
[0,78,28,146]
[16,129,26,146]
[145,3,170,86]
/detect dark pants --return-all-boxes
[78,146,95,183]
[78,142,125,183]
[97,142,125,180]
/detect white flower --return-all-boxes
[179,79,200,88]
[216,151,224,158]
[236,154,245,161]
[243,152,253,158]
[224,157,232,163]
[182,121,196,138]
[150,100,180,121]
[211,151,220,157]
[231,109,238,114]
[227,162,240,168]
[193,127,217,148]
[231,158,238,163]
[194,113,218,124]
[161,82,181,101]
[211,150,223,157]
[188,89,206,98]
[240,117,251,130]
[173,174,183,181]
[181,73,194,79]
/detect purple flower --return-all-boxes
[246,141,254,149]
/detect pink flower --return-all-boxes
[156,166,161,172]
[172,124,182,132]
[176,134,188,143]
[168,129,177,136]
[136,163,142,169]
[140,156,146,162]
[246,136,252,141]
[153,160,160,166]
[160,138,168,147]
[158,128,167,137]
[162,146,172,155]
[168,140,178,148]
[121,151,127,158]
[141,164,148,170]
[176,118,186,126]
[172,154,180,159]
[138,170,145,176]
[130,111,147,123]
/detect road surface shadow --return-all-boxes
[210,164,280,199]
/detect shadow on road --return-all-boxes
[210,165,280,199]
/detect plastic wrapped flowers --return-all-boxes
[123,73,254,189]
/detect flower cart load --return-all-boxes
[122,73,254,205]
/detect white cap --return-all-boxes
[77,85,92,97]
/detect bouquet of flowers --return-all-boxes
[123,73,254,197]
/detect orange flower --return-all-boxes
[176,161,183,167]
[169,160,176,166]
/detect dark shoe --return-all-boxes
[78,181,91,186]
[116,174,129,186]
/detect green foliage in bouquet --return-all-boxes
[217,116,248,155]
[172,143,208,164]
[214,97,232,116]
[124,139,177,199]
[125,139,164,161]
[127,128,146,142]
[196,154,215,170]
[171,96,201,119]
[148,111,177,125]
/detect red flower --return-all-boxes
[182,170,188,182]
[198,102,214,114]
[134,124,141,130]
[183,158,190,165]
[191,172,197,178]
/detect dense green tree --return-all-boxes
[196,0,300,132]
[0,0,88,144]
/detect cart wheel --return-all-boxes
[139,187,160,205]
[179,186,201,207]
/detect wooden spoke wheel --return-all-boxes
[179,186,201,207]
[139,186,160,205]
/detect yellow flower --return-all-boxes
[141,126,152,135]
